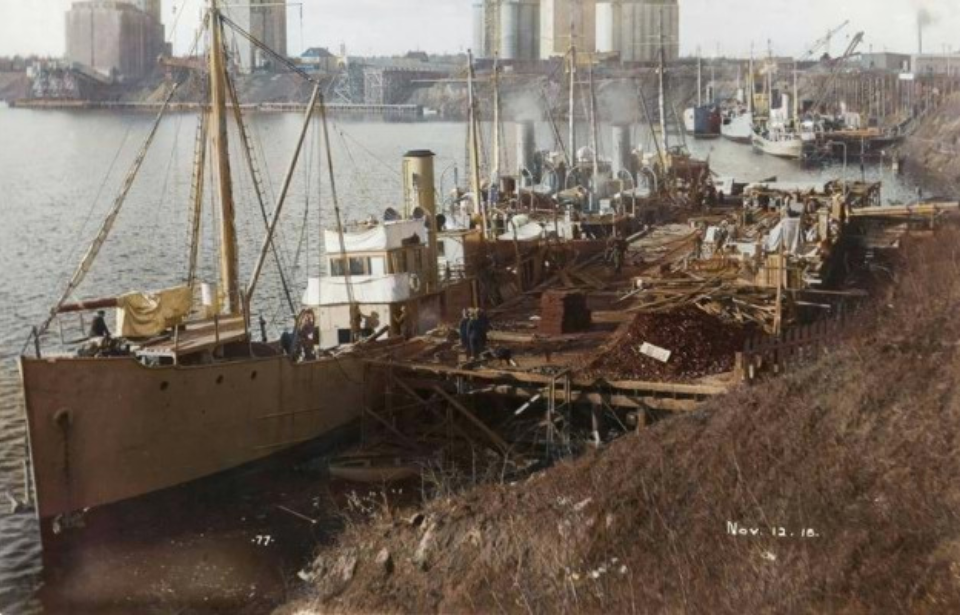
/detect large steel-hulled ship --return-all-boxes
[17,1,376,533]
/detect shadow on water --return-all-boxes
[35,441,356,614]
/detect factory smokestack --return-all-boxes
[917,8,934,55]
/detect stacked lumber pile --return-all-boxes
[587,306,749,382]
[539,291,591,335]
[625,273,782,333]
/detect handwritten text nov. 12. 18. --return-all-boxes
[727,522,819,539]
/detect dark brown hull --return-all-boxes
[19,353,369,519]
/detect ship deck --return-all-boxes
[365,222,738,414]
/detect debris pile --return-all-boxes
[589,306,749,381]
[539,291,591,335]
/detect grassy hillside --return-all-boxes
[281,228,960,615]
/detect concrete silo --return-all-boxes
[595,1,620,55]
[473,1,487,56]
[500,0,520,59]
[499,0,540,61]
[619,0,679,63]
[516,0,541,61]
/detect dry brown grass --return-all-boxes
[279,229,960,615]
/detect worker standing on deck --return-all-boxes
[89,310,110,339]
[466,308,490,359]
[458,309,471,354]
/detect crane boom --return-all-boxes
[799,20,850,62]
[812,31,864,113]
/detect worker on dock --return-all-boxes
[458,309,471,354]
[89,310,110,339]
[466,308,490,359]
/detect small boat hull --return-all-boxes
[329,457,420,483]
[751,133,804,160]
[19,352,371,520]
[722,112,754,144]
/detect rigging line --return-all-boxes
[52,117,136,295]
[318,94,360,335]
[334,128,379,206]
[334,126,402,178]
[158,110,185,230]
[32,81,183,342]
[219,13,317,85]
[224,68,296,315]
[187,109,209,287]
[246,82,323,308]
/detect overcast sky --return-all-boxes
[0,0,957,59]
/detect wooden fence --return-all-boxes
[736,313,851,383]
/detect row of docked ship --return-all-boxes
[16,1,716,545]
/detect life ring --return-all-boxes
[409,274,422,293]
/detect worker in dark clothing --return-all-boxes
[476,309,490,351]
[458,309,471,354]
[89,310,110,339]
[466,309,490,359]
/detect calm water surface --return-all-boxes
[0,103,919,612]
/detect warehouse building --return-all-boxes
[223,0,288,73]
[596,0,680,63]
[65,0,165,81]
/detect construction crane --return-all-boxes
[812,31,865,113]
[799,20,850,62]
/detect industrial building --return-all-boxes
[472,0,680,63]
[858,52,911,73]
[473,0,541,61]
[912,54,960,77]
[540,0,596,58]
[596,0,680,63]
[223,0,288,73]
[65,1,165,81]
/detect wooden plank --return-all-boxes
[432,386,513,455]
[365,359,730,397]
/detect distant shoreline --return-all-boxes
[7,98,428,119]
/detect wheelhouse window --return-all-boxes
[330,257,370,276]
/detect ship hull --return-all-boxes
[19,353,370,520]
[751,133,804,160]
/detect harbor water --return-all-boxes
[0,102,921,612]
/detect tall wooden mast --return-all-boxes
[209,0,241,315]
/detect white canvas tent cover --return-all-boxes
[745,181,827,194]
[765,218,803,255]
[303,273,417,306]
[116,286,193,338]
[324,219,427,254]
[498,221,544,242]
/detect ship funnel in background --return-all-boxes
[402,150,438,291]
[612,124,632,178]
[403,150,436,218]
[516,121,536,186]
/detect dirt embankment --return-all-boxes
[899,92,960,194]
[277,228,960,614]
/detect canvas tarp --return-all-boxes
[116,286,193,338]
[302,273,417,307]
[498,222,544,242]
[765,218,803,255]
[323,219,427,253]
